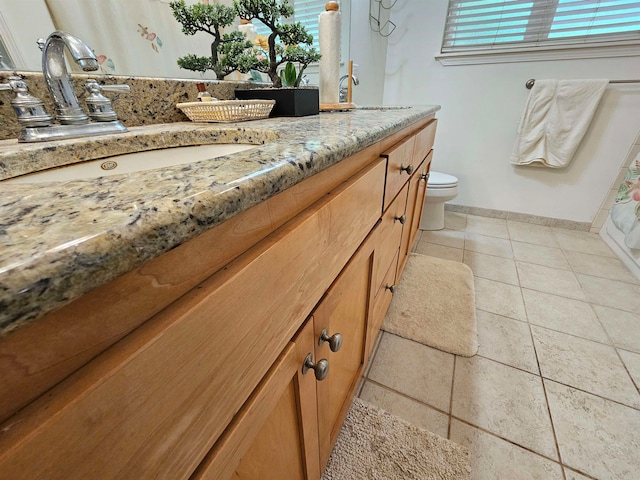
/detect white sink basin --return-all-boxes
[4,143,257,184]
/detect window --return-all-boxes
[438,0,640,64]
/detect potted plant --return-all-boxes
[232,0,322,117]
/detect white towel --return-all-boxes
[510,79,608,168]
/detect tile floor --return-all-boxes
[357,212,640,480]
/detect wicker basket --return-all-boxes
[176,99,275,123]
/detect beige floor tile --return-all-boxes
[552,228,616,257]
[592,305,640,352]
[512,241,570,270]
[359,381,450,439]
[522,289,609,343]
[367,332,454,412]
[507,221,559,247]
[420,229,465,249]
[450,420,564,480]
[474,277,526,321]
[414,240,463,262]
[517,262,586,300]
[545,380,640,480]
[451,356,557,459]
[531,326,640,408]
[463,251,519,285]
[565,250,640,284]
[476,310,539,374]
[444,211,467,231]
[464,232,513,258]
[618,349,640,389]
[563,468,594,480]
[578,274,640,313]
[466,215,510,239]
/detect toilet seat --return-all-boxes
[427,171,458,188]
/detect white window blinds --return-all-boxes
[442,0,640,53]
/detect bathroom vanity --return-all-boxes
[0,106,438,479]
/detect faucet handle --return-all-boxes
[1,75,53,127]
[84,79,128,122]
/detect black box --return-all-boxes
[235,87,319,117]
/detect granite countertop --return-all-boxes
[0,106,439,336]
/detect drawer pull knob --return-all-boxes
[302,354,329,381]
[420,172,429,182]
[400,164,414,175]
[385,284,396,294]
[394,214,406,225]
[319,328,343,352]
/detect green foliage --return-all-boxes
[170,0,236,36]
[279,62,297,87]
[170,0,241,80]
[232,0,321,87]
[177,54,212,73]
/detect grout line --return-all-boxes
[520,284,567,473]
[363,378,451,418]
[541,376,640,412]
[476,306,528,324]
[450,415,566,468]
[447,355,457,440]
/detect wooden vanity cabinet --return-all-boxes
[0,117,437,480]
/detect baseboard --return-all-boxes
[444,204,591,232]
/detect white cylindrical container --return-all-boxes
[319,1,341,104]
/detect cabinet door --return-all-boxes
[193,318,321,480]
[314,237,375,469]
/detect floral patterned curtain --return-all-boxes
[45,0,218,79]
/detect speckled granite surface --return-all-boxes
[0,72,272,141]
[0,106,439,336]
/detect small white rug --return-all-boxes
[322,398,470,480]
[383,253,478,357]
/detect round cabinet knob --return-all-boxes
[385,284,396,294]
[394,214,406,225]
[400,164,414,175]
[420,172,430,182]
[302,354,329,381]
[319,328,343,352]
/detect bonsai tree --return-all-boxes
[233,0,321,87]
[170,0,253,80]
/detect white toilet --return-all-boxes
[420,171,459,231]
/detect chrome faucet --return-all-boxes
[0,31,129,142]
[339,74,359,103]
[40,31,99,125]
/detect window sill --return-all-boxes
[436,42,640,66]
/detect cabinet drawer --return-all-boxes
[382,135,416,211]
[0,159,386,480]
[413,119,437,163]
[373,182,408,297]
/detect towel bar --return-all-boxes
[526,78,640,89]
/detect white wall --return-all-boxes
[382,0,640,223]
[348,1,389,105]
